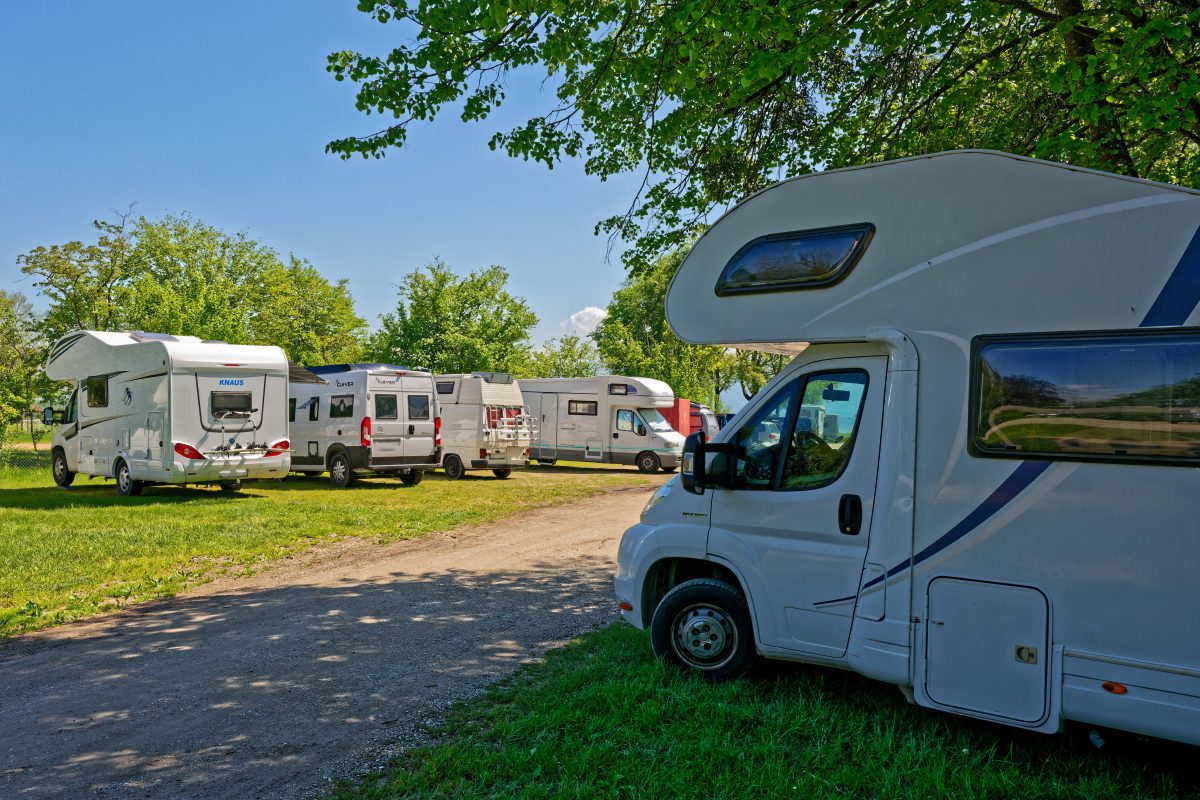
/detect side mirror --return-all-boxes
[681,431,736,495]
[42,407,57,425]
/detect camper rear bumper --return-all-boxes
[170,454,291,482]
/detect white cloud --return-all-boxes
[562,306,607,336]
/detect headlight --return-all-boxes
[643,482,671,513]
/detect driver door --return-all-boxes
[707,356,886,657]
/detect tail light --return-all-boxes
[480,448,488,460]
[174,442,205,460]
[266,439,289,457]
[434,416,442,447]
[361,416,372,448]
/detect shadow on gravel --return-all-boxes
[0,556,617,799]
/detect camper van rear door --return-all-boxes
[705,356,888,657]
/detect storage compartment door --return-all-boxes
[926,578,1049,723]
[538,394,558,458]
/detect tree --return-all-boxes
[734,351,790,401]
[523,334,602,378]
[329,1,1200,272]
[0,292,54,450]
[16,211,365,364]
[366,260,538,374]
[593,249,734,407]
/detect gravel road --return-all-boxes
[0,482,660,799]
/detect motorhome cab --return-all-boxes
[434,372,534,479]
[288,363,440,487]
[521,376,685,473]
[616,151,1200,746]
[42,330,291,496]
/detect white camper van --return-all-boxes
[616,151,1200,747]
[287,363,440,487]
[521,376,685,473]
[42,330,291,496]
[434,372,534,479]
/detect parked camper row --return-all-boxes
[41,338,688,493]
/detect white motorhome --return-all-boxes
[616,151,1200,747]
[521,376,685,473]
[42,330,291,496]
[434,372,534,479]
[287,363,440,487]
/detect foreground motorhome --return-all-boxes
[43,331,291,495]
[435,372,534,479]
[288,363,440,487]
[616,151,1200,746]
[521,376,685,472]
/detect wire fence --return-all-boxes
[0,447,51,470]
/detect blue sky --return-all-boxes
[0,1,642,346]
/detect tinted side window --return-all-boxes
[436,381,455,395]
[734,380,798,489]
[973,330,1200,464]
[289,398,297,423]
[308,397,320,422]
[781,371,868,490]
[716,224,874,296]
[376,394,398,420]
[85,376,109,408]
[408,395,431,420]
[65,390,78,423]
[568,400,598,415]
[329,395,354,419]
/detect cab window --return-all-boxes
[65,390,78,424]
[781,371,868,490]
[616,409,645,435]
[734,379,798,489]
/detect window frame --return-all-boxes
[84,376,109,408]
[568,400,598,416]
[407,394,431,421]
[714,223,875,297]
[376,393,399,420]
[329,394,355,419]
[968,327,1200,467]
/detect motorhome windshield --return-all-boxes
[638,408,674,433]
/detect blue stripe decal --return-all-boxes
[815,221,1200,608]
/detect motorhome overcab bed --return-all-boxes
[42,330,291,496]
[521,376,686,473]
[434,372,533,479]
[287,363,440,487]
[616,151,1200,746]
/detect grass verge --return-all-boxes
[0,465,655,637]
[334,624,1198,800]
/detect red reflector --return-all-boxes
[267,439,290,457]
[221,363,242,367]
[480,448,488,460]
[174,442,205,460]
[619,601,634,612]
[1102,681,1128,695]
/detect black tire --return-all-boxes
[219,480,242,492]
[636,451,661,474]
[328,452,354,489]
[492,468,512,479]
[662,466,678,473]
[443,454,465,480]
[115,459,143,497]
[650,578,756,681]
[400,469,424,486]
[52,448,75,487]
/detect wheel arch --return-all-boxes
[325,443,349,468]
[640,556,750,629]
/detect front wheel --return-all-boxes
[52,449,75,487]
[650,578,756,681]
[492,468,512,479]
[400,469,423,486]
[636,451,661,474]
[443,454,465,480]
[328,452,354,489]
[115,459,143,497]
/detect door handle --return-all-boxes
[408,424,415,435]
[838,494,862,535]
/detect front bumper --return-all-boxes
[614,521,661,629]
[658,450,683,469]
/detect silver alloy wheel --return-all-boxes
[671,603,738,670]
[638,452,660,473]
[331,459,347,482]
[53,455,66,480]
[117,463,131,493]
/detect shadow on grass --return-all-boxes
[0,482,254,509]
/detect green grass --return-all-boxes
[334,625,1199,800]
[0,465,654,637]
